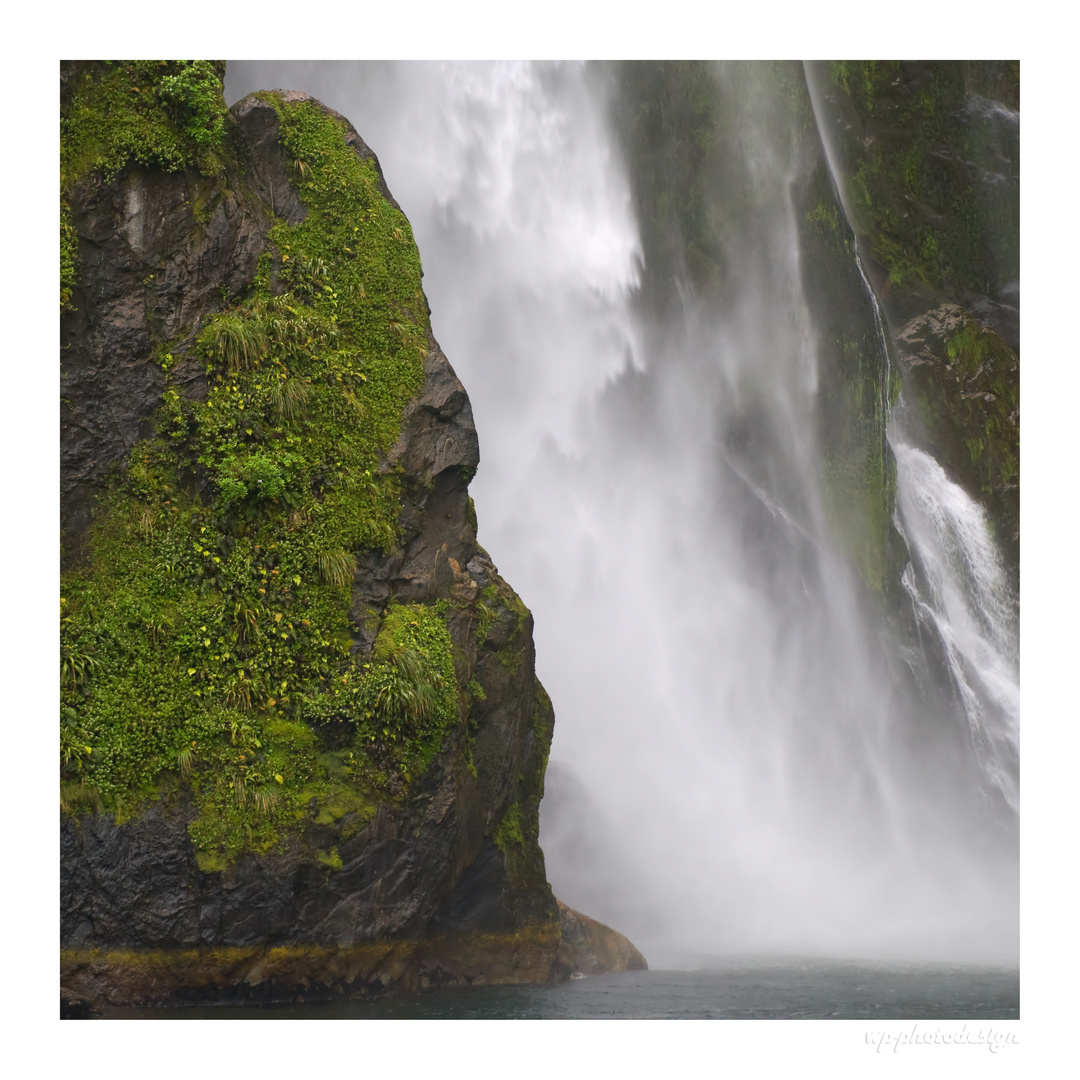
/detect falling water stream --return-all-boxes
[224,62,1019,978]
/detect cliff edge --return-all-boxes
[59,61,643,1008]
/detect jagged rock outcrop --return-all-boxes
[60,63,644,1008]
[894,304,1019,560]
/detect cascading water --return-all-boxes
[804,60,1020,820]
[226,61,1018,966]
[891,433,1020,812]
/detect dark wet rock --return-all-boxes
[60,988,98,1019]
[555,901,649,977]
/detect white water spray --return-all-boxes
[226,61,1018,964]
[803,60,1019,818]
[892,438,1020,813]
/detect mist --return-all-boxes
[225,61,1019,967]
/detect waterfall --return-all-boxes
[226,61,1018,964]
[804,60,1020,816]
[891,436,1020,812]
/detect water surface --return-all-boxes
[106,959,1019,1020]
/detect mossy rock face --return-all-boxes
[815,61,1019,572]
[895,304,1019,563]
[60,63,646,1005]
[821,61,1019,321]
[799,155,904,600]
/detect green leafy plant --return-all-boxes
[156,61,228,147]
[61,707,93,774]
[475,586,499,644]
[216,452,300,511]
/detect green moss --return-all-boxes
[60,86,451,865]
[492,683,554,893]
[806,199,842,239]
[315,846,343,871]
[492,800,525,852]
[60,203,77,310]
[195,850,229,874]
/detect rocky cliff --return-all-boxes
[60,61,643,1009]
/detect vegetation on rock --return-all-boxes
[828,60,1019,304]
[60,80,457,865]
[60,61,229,310]
[896,306,1019,556]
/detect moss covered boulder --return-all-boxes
[60,62,642,1008]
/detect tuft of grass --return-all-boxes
[199,313,269,374]
[374,646,441,727]
[270,377,313,423]
[317,548,356,588]
[61,644,97,690]
[61,781,103,815]
[176,746,195,778]
[250,783,280,814]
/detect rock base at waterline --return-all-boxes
[60,905,645,1009]
[555,901,648,978]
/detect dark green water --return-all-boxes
[104,959,1019,1020]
